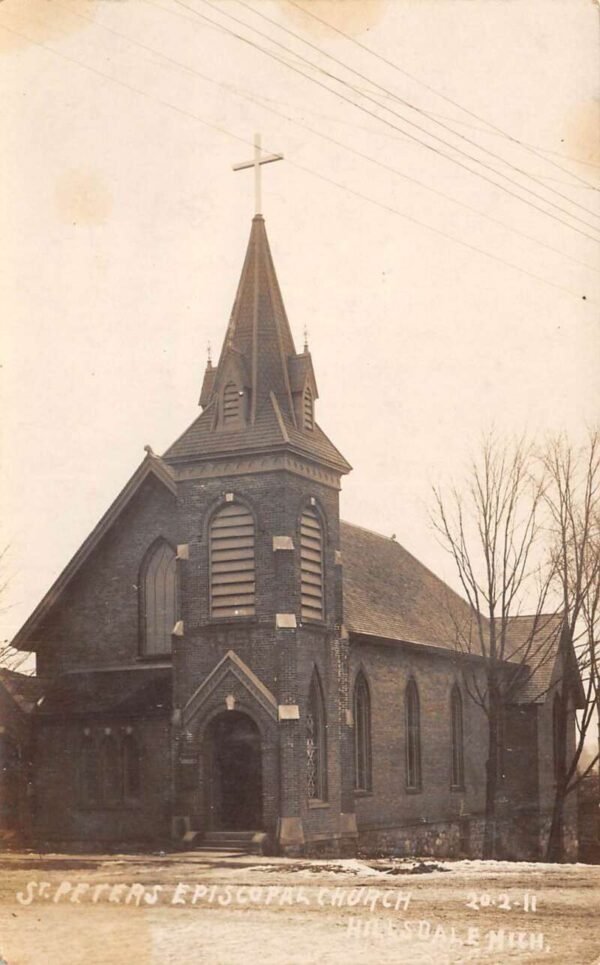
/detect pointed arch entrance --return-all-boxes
[203,711,263,830]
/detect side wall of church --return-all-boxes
[32,715,171,844]
[35,477,180,676]
[349,641,489,858]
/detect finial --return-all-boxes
[207,340,212,368]
[303,324,309,353]
[144,444,155,457]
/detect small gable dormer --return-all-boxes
[288,351,318,431]
[206,347,251,430]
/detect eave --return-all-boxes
[11,453,177,653]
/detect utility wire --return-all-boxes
[236,0,600,212]
[169,0,600,243]
[285,0,600,190]
[46,0,599,274]
[194,0,600,229]
[0,17,593,302]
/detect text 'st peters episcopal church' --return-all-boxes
[1,144,581,858]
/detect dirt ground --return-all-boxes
[0,850,598,965]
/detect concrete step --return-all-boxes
[197,830,268,855]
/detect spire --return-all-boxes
[210,215,297,422]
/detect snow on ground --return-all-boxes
[0,850,598,965]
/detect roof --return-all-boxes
[340,522,569,704]
[164,392,350,472]
[340,520,477,653]
[0,669,47,714]
[35,667,172,718]
[11,453,177,652]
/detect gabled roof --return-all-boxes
[11,453,177,652]
[340,521,575,705]
[340,520,477,653]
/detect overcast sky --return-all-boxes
[1,0,599,645]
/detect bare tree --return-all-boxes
[0,545,32,675]
[543,430,600,861]
[432,436,555,859]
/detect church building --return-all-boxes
[1,199,582,858]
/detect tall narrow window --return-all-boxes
[450,685,465,789]
[405,679,421,791]
[123,734,141,799]
[100,734,122,806]
[354,672,372,791]
[80,735,100,807]
[300,506,324,622]
[552,692,563,782]
[141,540,177,657]
[210,503,256,618]
[307,671,327,801]
[223,382,241,424]
[303,385,314,430]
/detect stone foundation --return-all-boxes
[357,817,485,859]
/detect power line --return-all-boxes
[0,18,593,302]
[170,0,600,243]
[203,0,600,226]
[236,0,600,215]
[285,0,600,191]
[45,0,599,274]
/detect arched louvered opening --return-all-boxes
[123,734,142,800]
[306,671,327,801]
[353,672,372,791]
[303,385,314,430]
[141,540,177,657]
[210,502,256,618]
[300,506,324,622]
[405,679,421,791]
[450,685,465,789]
[223,381,241,424]
[100,735,122,807]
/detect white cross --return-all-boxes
[232,133,283,216]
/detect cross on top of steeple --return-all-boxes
[232,133,283,216]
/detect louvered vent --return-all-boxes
[303,386,314,430]
[210,503,256,618]
[300,507,324,621]
[223,382,240,424]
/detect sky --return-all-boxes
[1,0,599,647]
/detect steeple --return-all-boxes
[163,216,350,476]
[207,214,297,423]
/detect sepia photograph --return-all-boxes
[1,0,599,962]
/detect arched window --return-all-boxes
[210,502,256,618]
[141,540,177,657]
[300,506,324,622]
[450,685,465,789]
[80,735,100,807]
[123,734,141,799]
[303,385,314,430]
[306,671,327,801]
[100,734,122,806]
[223,381,241,424]
[405,679,421,791]
[353,672,372,791]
